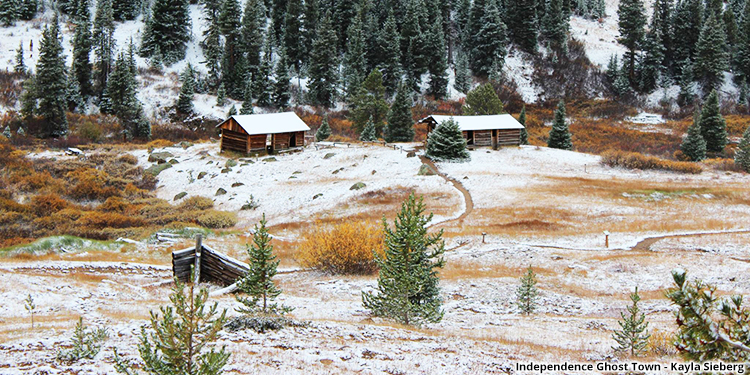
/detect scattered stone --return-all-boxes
[463,176,468,179]
[145,163,172,176]
[178,141,193,149]
[148,151,174,164]
[313,193,323,200]
[168,158,179,164]
[371,170,377,175]
[350,182,366,190]
[174,192,187,201]
[289,176,297,179]
[293,171,302,174]
[406,151,416,158]
[418,164,437,176]
[323,153,336,159]
[207,161,213,165]
[197,171,207,179]
[263,157,277,162]
[231,182,244,188]
[216,188,227,196]
[221,168,231,173]
[332,167,344,174]
[226,159,238,168]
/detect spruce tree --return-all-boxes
[176,64,195,114]
[542,0,568,53]
[384,83,415,143]
[72,0,93,98]
[308,12,339,108]
[672,0,703,75]
[360,116,377,141]
[516,266,539,314]
[301,0,318,62]
[735,125,750,172]
[348,69,389,135]
[680,110,707,161]
[547,100,572,150]
[463,83,504,115]
[315,117,331,141]
[14,42,26,74]
[738,2,750,80]
[216,83,226,106]
[107,52,150,139]
[724,6,740,70]
[140,0,191,65]
[678,60,696,106]
[273,50,291,109]
[283,0,303,71]
[426,13,448,100]
[639,27,665,93]
[270,0,287,45]
[241,0,265,77]
[253,37,273,107]
[379,12,402,96]
[695,12,729,93]
[200,0,223,86]
[114,279,229,375]
[362,193,446,326]
[454,52,471,94]
[470,2,507,78]
[236,215,287,315]
[219,0,246,98]
[467,0,487,55]
[240,76,253,114]
[425,117,469,162]
[66,74,86,113]
[400,0,427,90]
[612,287,650,357]
[651,0,673,70]
[699,90,728,154]
[0,0,18,26]
[342,11,368,98]
[93,0,115,96]
[227,104,237,116]
[2,126,11,139]
[18,0,36,20]
[35,15,69,138]
[606,54,620,84]
[112,0,138,20]
[617,0,647,84]
[518,105,529,145]
[508,0,538,52]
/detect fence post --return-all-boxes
[194,234,202,283]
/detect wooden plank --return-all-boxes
[474,130,492,146]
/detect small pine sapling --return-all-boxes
[425,117,470,162]
[2,126,10,139]
[547,100,573,150]
[14,42,26,74]
[518,105,528,145]
[516,266,539,314]
[735,125,750,173]
[680,109,707,162]
[227,104,237,117]
[216,83,226,106]
[315,117,331,141]
[57,317,109,362]
[612,287,650,357]
[24,294,35,328]
[359,116,377,142]
[235,214,290,315]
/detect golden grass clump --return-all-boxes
[601,150,702,174]
[179,196,214,211]
[296,221,384,275]
[648,329,678,357]
[196,210,238,229]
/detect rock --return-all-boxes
[178,141,193,149]
[168,158,179,164]
[406,151,416,158]
[145,163,172,176]
[226,159,238,167]
[371,170,376,175]
[289,176,297,179]
[350,182,366,190]
[323,152,336,159]
[263,157,277,162]
[221,168,231,173]
[418,164,437,176]
[231,182,244,187]
[313,193,323,200]
[216,188,227,196]
[174,192,187,201]
[148,151,174,164]
[197,171,207,179]
[463,176,468,179]
[332,167,344,174]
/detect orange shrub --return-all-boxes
[196,210,237,229]
[296,221,384,275]
[179,196,214,211]
[147,139,174,148]
[30,193,69,217]
[601,150,702,174]
[76,211,146,229]
[97,196,130,212]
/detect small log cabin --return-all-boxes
[418,114,525,148]
[216,112,310,154]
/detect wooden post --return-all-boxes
[482,232,487,244]
[194,234,202,283]
[603,231,610,249]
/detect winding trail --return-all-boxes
[631,229,750,251]
[419,156,474,226]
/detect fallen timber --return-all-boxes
[172,235,249,288]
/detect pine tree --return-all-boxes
[200,0,223,86]
[241,0,265,77]
[72,0,93,98]
[308,12,339,108]
[547,100,572,150]
[735,125,750,172]
[425,117,469,162]
[518,105,529,145]
[362,193,445,326]
[695,12,729,93]
[724,6,740,70]
[219,0,246,98]
[342,11,368,98]
[140,0,191,65]
[650,0,673,71]
[236,215,287,315]
[451,55,470,96]
[240,76,253,114]
[400,0,427,89]
[639,27,665,93]
[315,117,331,141]
[739,77,749,107]
[348,69,389,135]
[107,52,150,139]
[617,0,647,85]
[672,0,703,75]
[612,287,650,357]
[301,0,318,62]
[467,0,487,55]
[271,0,287,45]
[273,50,291,108]
[606,54,619,84]
[114,279,229,375]
[360,116,377,141]
[253,37,273,107]
[18,0,37,20]
[516,266,539,314]
[542,0,568,53]
[333,0,358,52]
[283,0,303,71]
[35,15,69,138]
[699,90,728,154]
[680,110,707,161]
[93,0,115,96]
[176,64,195,114]
[738,2,750,80]
[384,83,415,142]
[463,83,504,115]
[14,42,26,74]
[379,12,402,96]
[113,0,138,20]
[227,104,237,116]
[66,74,86,113]
[508,0,538,52]
[678,60,696,106]
[2,126,10,139]
[469,2,507,77]
[426,13,448,100]
[0,0,19,26]
[216,83,226,106]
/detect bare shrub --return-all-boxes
[601,150,702,174]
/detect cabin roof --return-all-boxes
[217,112,311,135]
[419,114,525,131]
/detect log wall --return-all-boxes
[172,245,249,286]
[248,134,266,152]
[221,129,248,153]
[474,130,492,146]
[497,129,522,146]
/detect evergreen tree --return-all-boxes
[107,52,150,139]
[400,0,427,88]
[348,69,389,135]
[454,52,471,93]
[333,0,358,52]
[283,0,303,71]
[114,279,229,375]
[140,0,191,65]
[271,0,287,44]
[176,64,195,114]
[547,100,572,150]
[735,125,750,172]
[426,13,448,99]
[219,0,246,98]
[739,77,748,107]
[308,12,339,108]
[227,104,237,116]
[516,266,539,314]
[518,105,528,145]
[699,90,728,154]
[681,109,707,162]
[612,287,650,357]
[342,11,368,98]
[695,12,729,93]
[66,74,86,113]
[425,117,469,162]
[216,83,226,106]
[273,50,291,108]
[379,12,402,96]
[200,0,223,86]
[508,0,538,52]
[384,83,415,142]
[542,0,568,53]
[2,126,10,139]
[34,15,69,138]
[617,0,647,84]
[14,42,26,74]
[639,26,665,93]
[678,60,696,106]
[315,116,331,141]
[253,37,273,107]
[362,193,446,326]
[463,83,504,115]
[240,76,253,114]
[651,0,674,71]
[236,215,287,315]
[112,0,138,20]
[469,2,507,77]
[360,116,377,141]
[72,0,93,98]
[738,1,750,79]
[241,0,266,77]
[93,0,115,96]
[301,0,318,62]
[18,0,37,20]
[606,54,619,83]
[0,0,18,26]
[725,6,740,70]
[467,0,487,55]
[672,0,703,75]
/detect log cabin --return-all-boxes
[418,114,525,148]
[216,112,310,154]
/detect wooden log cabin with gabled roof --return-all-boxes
[418,114,525,149]
[216,112,310,154]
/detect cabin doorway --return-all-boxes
[466,130,475,145]
[289,132,297,148]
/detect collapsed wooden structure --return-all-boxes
[216,112,310,154]
[172,236,248,287]
[418,114,525,148]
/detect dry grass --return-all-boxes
[441,262,555,280]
